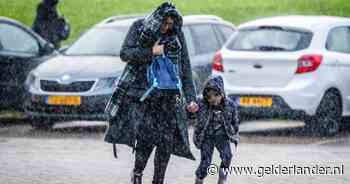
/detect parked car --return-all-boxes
[0,17,56,111]
[214,15,350,136]
[25,15,235,128]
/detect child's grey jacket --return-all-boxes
[193,75,240,149]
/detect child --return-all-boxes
[193,75,240,184]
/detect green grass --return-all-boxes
[1,0,350,44]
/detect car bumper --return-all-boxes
[24,94,111,121]
[229,95,307,120]
[217,72,324,116]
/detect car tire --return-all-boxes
[29,118,54,130]
[305,91,341,137]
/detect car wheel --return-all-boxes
[305,91,341,137]
[29,118,54,130]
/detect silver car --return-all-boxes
[25,15,235,128]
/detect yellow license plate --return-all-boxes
[46,96,81,106]
[239,97,273,107]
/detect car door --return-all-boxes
[0,21,42,109]
[326,26,350,114]
[187,24,221,92]
[181,26,201,93]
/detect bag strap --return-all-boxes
[113,144,118,159]
[174,56,184,98]
[140,58,159,102]
[140,78,157,102]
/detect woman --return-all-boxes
[104,3,198,184]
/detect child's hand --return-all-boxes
[186,101,199,113]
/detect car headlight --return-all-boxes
[25,72,40,90]
[94,77,119,91]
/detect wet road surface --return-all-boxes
[1,119,350,184]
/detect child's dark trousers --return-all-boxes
[195,136,233,179]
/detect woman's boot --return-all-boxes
[131,171,142,184]
[152,179,164,184]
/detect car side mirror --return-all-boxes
[40,42,55,55]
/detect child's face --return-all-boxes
[206,90,223,106]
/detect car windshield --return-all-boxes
[227,27,313,51]
[65,27,128,56]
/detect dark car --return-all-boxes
[0,17,56,111]
[182,15,236,93]
[25,15,235,128]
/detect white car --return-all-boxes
[214,15,350,136]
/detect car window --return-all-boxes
[218,25,235,41]
[191,24,220,54]
[65,27,128,56]
[182,26,195,56]
[227,27,312,52]
[0,23,39,54]
[327,27,350,53]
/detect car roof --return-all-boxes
[0,16,27,27]
[239,15,350,31]
[95,14,235,29]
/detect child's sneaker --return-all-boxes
[218,168,229,184]
[195,177,204,184]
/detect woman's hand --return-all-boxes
[152,40,164,56]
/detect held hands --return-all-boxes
[152,40,164,56]
[186,101,199,113]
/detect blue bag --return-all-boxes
[140,55,182,102]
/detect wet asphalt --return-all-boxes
[1,118,350,184]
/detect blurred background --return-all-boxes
[2,0,350,44]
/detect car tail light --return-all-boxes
[296,54,323,74]
[212,51,224,72]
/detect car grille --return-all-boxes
[40,80,95,92]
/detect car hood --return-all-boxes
[33,55,126,79]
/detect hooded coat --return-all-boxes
[32,0,70,48]
[193,75,240,149]
[104,2,196,160]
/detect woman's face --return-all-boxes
[160,17,175,34]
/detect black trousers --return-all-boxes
[134,138,171,184]
[134,95,178,184]
[195,136,233,179]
